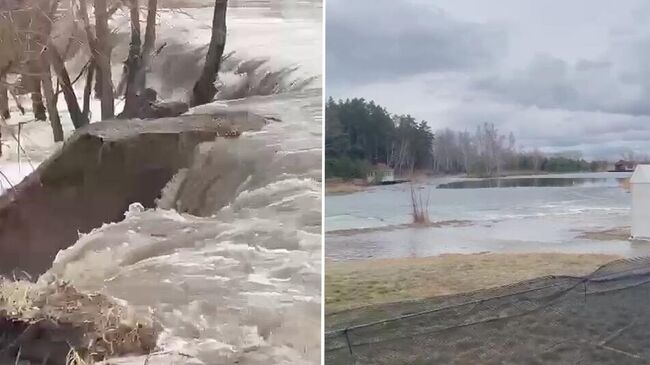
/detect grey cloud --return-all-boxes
[439,100,650,159]
[327,0,650,159]
[326,0,506,86]
[475,33,650,116]
[339,74,650,159]
[475,55,579,111]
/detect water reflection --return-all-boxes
[438,177,629,189]
[326,173,639,260]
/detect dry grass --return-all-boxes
[409,183,429,224]
[325,178,367,195]
[325,252,621,313]
[37,283,157,360]
[577,226,630,241]
[66,348,92,365]
[0,279,158,363]
[0,278,40,316]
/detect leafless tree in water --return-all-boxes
[409,182,430,225]
[190,0,227,107]
[0,0,90,140]
[119,0,158,118]
[47,39,88,129]
[120,0,142,118]
[138,0,157,91]
[92,0,114,119]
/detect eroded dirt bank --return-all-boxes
[0,112,266,276]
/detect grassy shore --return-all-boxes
[325,252,620,313]
[325,178,368,195]
[576,226,630,241]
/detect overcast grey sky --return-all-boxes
[327,0,650,159]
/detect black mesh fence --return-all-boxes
[325,257,650,365]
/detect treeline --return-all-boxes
[325,97,433,178]
[326,97,607,179]
[432,127,606,176]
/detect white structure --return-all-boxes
[366,165,395,184]
[631,165,650,239]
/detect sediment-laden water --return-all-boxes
[42,90,322,365]
[1,1,322,364]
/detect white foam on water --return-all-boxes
[9,1,323,364]
[38,91,322,364]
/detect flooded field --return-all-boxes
[325,172,644,260]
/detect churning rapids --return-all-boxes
[1,1,322,364]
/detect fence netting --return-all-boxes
[325,257,650,364]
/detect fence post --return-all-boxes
[344,328,354,356]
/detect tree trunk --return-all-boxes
[190,0,227,107]
[83,59,95,119]
[47,41,88,129]
[39,59,64,142]
[26,65,46,121]
[31,87,46,121]
[121,0,142,118]
[95,64,102,99]
[94,0,114,119]
[0,74,9,120]
[136,0,157,92]
[54,79,60,105]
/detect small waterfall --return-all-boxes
[37,90,322,364]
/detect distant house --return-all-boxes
[613,160,636,172]
[367,164,395,184]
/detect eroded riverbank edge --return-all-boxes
[0,110,269,364]
[0,111,266,276]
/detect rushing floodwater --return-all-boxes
[1,1,322,364]
[325,172,650,261]
[43,91,322,365]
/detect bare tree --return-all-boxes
[532,149,543,171]
[392,138,410,174]
[77,0,114,119]
[46,40,88,128]
[93,0,114,119]
[409,183,430,225]
[39,57,64,141]
[2,0,88,140]
[0,75,8,119]
[119,0,158,119]
[190,0,227,107]
[0,2,45,121]
[120,0,142,118]
[458,131,474,173]
[17,0,89,134]
[27,63,47,121]
[17,0,66,141]
[136,0,157,91]
[83,60,95,118]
